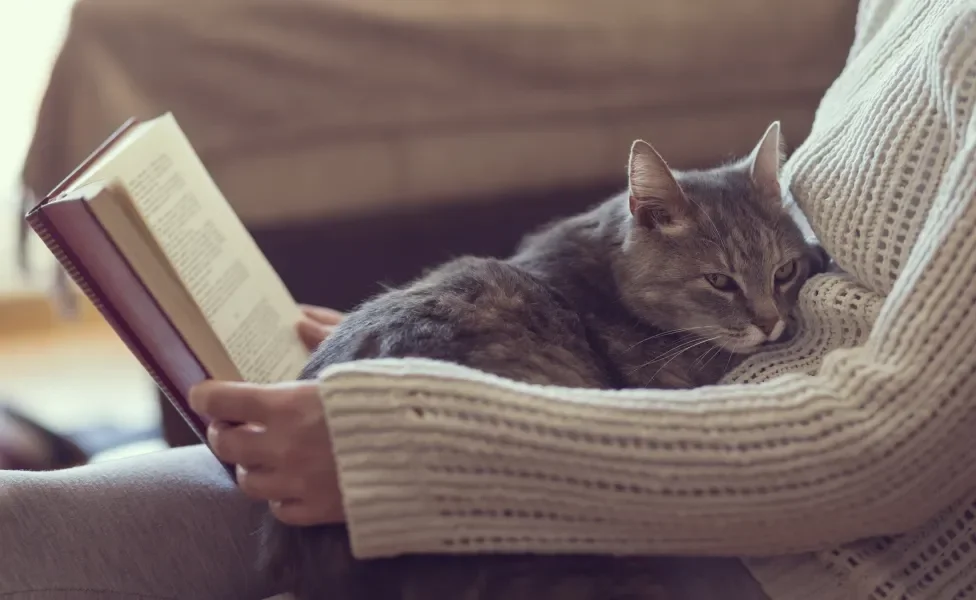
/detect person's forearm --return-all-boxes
[320,349,975,559]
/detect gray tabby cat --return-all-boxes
[264,122,828,600]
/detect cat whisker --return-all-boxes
[645,336,721,386]
[627,335,709,375]
[723,341,738,373]
[650,334,721,365]
[695,345,722,370]
[634,340,701,372]
[699,346,723,371]
[692,344,715,367]
[623,326,720,353]
[672,331,706,349]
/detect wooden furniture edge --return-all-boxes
[0,290,103,338]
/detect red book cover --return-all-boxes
[24,119,213,446]
[26,183,212,444]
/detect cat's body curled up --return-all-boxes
[264,123,829,599]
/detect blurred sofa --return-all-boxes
[21,0,856,445]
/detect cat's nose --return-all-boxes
[756,317,786,342]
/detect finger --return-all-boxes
[207,421,274,467]
[236,465,302,502]
[299,305,345,327]
[190,381,273,424]
[297,318,333,352]
[270,498,345,526]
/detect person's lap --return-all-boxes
[0,444,768,600]
[0,445,278,600]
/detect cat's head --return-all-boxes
[616,122,828,354]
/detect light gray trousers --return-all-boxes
[0,446,279,600]
[0,446,770,600]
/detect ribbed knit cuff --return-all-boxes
[318,370,450,558]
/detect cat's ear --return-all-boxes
[628,140,689,232]
[748,121,786,194]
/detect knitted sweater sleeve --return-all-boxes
[317,111,976,560]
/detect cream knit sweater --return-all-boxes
[316,0,976,597]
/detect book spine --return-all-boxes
[26,211,206,443]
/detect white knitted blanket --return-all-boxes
[315,0,976,597]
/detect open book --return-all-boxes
[25,114,310,442]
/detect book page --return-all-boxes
[86,183,243,383]
[74,114,309,383]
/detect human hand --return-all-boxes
[297,305,344,352]
[189,380,345,526]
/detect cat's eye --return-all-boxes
[775,259,798,283]
[705,273,738,292]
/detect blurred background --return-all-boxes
[0,0,856,469]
